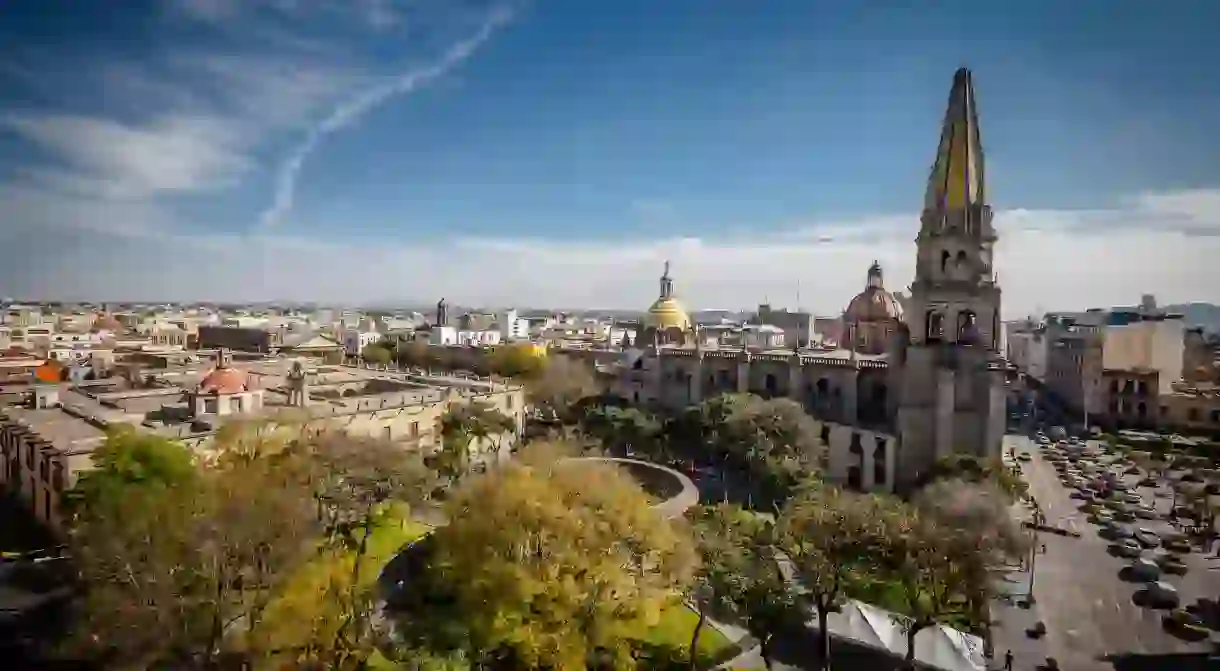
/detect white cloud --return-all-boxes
[3,114,251,199]
[258,6,513,228]
[5,190,1217,316]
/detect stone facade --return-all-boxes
[613,69,1007,492]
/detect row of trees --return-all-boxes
[377,439,1024,671]
[359,340,548,381]
[686,477,1024,670]
[58,424,436,669]
[574,394,826,510]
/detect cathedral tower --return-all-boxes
[894,68,1006,486]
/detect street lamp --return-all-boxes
[1025,510,1042,606]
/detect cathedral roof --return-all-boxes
[844,261,904,323]
[844,288,904,323]
[643,261,692,331]
[644,297,693,331]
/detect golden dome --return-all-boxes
[644,297,692,331]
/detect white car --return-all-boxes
[1124,493,1142,504]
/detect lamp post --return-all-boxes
[1026,510,1042,605]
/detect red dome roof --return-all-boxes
[197,367,249,395]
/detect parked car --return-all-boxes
[1124,493,1143,504]
[1162,608,1208,639]
[1163,536,1193,553]
[1116,539,1143,558]
[1135,528,1161,548]
[1146,581,1180,608]
[1129,558,1162,581]
[1134,505,1158,520]
[1156,553,1189,575]
[1017,453,1032,462]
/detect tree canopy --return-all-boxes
[407,451,697,669]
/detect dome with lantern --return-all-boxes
[639,261,694,347]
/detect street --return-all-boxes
[999,434,1218,670]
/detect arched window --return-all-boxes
[816,378,829,395]
[955,250,968,278]
[940,250,951,274]
[926,311,945,343]
[764,373,777,396]
[957,310,977,343]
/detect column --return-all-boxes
[840,370,859,424]
[736,354,751,394]
[787,356,803,401]
[689,355,704,404]
[862,434,877,490]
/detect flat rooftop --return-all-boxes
[2,403,106,454]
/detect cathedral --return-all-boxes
[613,68,1006,492]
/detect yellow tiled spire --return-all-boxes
[924,68,985,212]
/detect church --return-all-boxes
[612,68,1007,493]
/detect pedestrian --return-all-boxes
[1003,649,1014,671]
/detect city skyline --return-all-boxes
[2,0,1219,314]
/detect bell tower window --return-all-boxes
[926,311,944,343]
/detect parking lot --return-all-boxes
[1004,434,1218,670]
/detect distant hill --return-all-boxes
[1163,303,1220,334]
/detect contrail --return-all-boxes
[259,7,513,228]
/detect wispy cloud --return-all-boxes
[259,6,513,228]
[2,113,251,199]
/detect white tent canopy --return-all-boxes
[810,600,986,671]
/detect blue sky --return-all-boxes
[1,0,1218,315]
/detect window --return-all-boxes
[385,426,392,440]
[506,396,514,410]
[410,421,420,438]
[1188,408,1200,422]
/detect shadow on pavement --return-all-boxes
[1101,651,1217,671]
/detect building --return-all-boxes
[613,68,1005,492]
[344,330,383,356]
[0,353,525,534]
[751,304,814,349]
[891,67,1007,478]
[198,325,281,353]
[842,262,904,356]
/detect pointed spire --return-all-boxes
[924,68,985,215]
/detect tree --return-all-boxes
[486,343,545,378]
[526,355,600,424]
[435,402,515,485]
[903,479,1028,663]
[235,427,434,668]
[63,429,319,668]
[669,394,826,509]
[421,452,697,668]
[687,504,770,670]
[776,484,890,671]
[397,341,430,368]
[362,343,392,367]
[63,427,199,519]
[918,454,1027,501]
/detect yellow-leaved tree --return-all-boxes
[428,447,697,669]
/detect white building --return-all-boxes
[344,330,383,356]
[498,309,530,341]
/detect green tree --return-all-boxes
[777,484,890,671]
[436,402,515,485]
[362,343,392,366]
[63,427,199,520]
[63,429,318,668]
[686,504,765,670]
[486,343,545,378]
